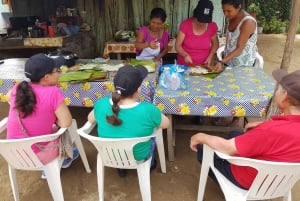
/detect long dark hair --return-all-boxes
[106,91,122,125]
[150,7,167,22]
[14,81,36,118]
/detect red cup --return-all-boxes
[48,26,55,37]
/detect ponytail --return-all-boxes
[106,91,122,125]
[14,81,36,118]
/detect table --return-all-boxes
[103,38,177,59]
[0,59,158,106]
[153,67,276,161]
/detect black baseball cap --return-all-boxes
[114,65,148,97]
[25,53,65,82]
[194,0,214,23]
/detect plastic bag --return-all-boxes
[158,66,188,90]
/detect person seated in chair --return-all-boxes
[6,53,79,178]
[190,69,300,189]
[87,65,169,177]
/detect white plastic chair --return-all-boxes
[0,117,91,201]
[77,121,166,201]
[216,45,264,69]
[197,144,300,201]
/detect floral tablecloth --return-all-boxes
[153,67,276,118]
[0,59,158,106]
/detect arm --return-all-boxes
[204,34,219,66]
[6,89,12,104]
[159,113,170,129]
[135,30,149,50]
[154,40,169,61]
[190,132,237,155]
[55,102,72,128]
[175,31,193,64]
[220,19,256,64]
[87,109,96,123]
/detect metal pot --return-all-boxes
[47,49,78,67]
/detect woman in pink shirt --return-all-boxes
[175,0,219,67]
[6,53,78,174]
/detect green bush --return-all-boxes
[262,16,288,34]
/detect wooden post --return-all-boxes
[280,0,300,71]
[266,0,300,119]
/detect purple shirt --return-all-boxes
[136,26,170,56]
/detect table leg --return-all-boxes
[167,114,175,161]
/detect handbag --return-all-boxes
[17,111,74,159]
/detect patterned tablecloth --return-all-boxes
[153,67,276,118]
[0,59,158,106]
[103,38,176,58]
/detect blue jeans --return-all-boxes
[145,138,156,167]
[197,131,247,189]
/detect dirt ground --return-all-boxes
[0,34,300,201]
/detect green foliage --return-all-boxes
[297,23,300,34]
[246,0,291,34]
[248,2,261,14]
[262,16,288,34]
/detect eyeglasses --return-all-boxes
[50,68,62,74]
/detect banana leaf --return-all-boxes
[59,71,92,82]
[127,58,156,72]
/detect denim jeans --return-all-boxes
[197,131,247,189]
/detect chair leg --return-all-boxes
[8,165,20,201]
[97,154,105,201]
[68,119,91,173]
[283,190,292,201]
[43,159,64,201]
[155,129,166,173]
[137,158,152,201]
[197,145,214,201]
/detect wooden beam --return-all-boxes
[267,0,300,119]
[280,0,300,71]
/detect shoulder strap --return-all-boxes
[237,16,257,30]
[17,111,30,137]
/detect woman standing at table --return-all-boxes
[135,7,170,62]
[215,0,258,71]
[175,0,219,67]
[88,65,169,177]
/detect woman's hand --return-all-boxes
[148,40,160,49]
[213,62,223,73]
[184,54,193,64]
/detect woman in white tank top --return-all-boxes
[215,0,258,70]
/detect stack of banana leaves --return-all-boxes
[59,64,108,83]
[127,58,157,73]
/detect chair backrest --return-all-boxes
[0,117,65,170]
[216,150,300,200]
[78,122,154,169]
[216,45,264,69]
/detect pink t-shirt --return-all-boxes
[177,18,218,66]
[7,83,64,152]
[232,115,300,189]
